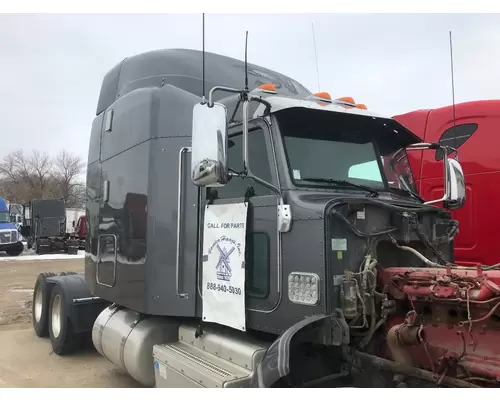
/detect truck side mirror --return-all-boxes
[191,102,229,187]
[444,158,466,209]
[398,142,466,209]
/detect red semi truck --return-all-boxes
[394,99,500,267]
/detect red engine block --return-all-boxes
[378,266,500,385]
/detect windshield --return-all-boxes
[0,211,10,224]
[277,109,418,195]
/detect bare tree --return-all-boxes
[29,150,52,197]
[0,149,86,208]
[51,150,86,208]
[0,150,50,203]
[70,182,86,208]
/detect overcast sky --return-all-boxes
[1,13,499,163]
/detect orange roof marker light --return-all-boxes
[336,96,356,105]
[257,83,277,94]
[307,92,333,105]
[312,92,332,101]
[356,104,368,110]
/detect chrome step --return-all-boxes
[153,325,267,388]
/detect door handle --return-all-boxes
[176,147,192,299]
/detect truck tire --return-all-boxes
[35,239,45,255]
[48,284,81,355]
[6,243,24,256]
[32,272,58,337]
[59,272,78,276]
[39,245,50,255]
[35,239,50,255]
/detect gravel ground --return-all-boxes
[0,256,140,388]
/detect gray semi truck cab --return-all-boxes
[20,199,80,255]
[31,49,468,388]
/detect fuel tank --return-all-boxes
[92,306,179,387]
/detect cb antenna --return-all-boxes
[449,31,456,128]
[311,21,321,92]
[244,31,249,91]
[449,30,458,154]
[202,13,206,103]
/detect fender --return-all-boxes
[250,309,350,388]
[46,274,109,333]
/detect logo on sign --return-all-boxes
[208,236,241,282]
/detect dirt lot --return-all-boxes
[0,258,140,388]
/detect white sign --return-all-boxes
[202,202,248,331]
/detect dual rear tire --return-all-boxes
[32,272,83,355]
[67,246,79,255]
[48,284,81,354]
[33,272,57,337]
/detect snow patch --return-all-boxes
[0,250,85,262]
[10,288,33,293]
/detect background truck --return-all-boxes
[20,199,79,255]
[29,48,476,389]
[394,99,498,267]
[70,215,86,250]
[0,196,24,256]
[65,208,85,234]
[8,202,24,230]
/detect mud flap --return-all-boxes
[250,310,350,388]
[45,274,107,333]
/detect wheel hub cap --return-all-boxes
[34,288,43,322]
[51,294,62,338]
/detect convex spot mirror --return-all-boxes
[444,158,466,210]
[191,102,229,187]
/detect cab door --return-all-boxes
[207,119,281,331]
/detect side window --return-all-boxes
[436,123,478,161]
[245,232,270,298]
[216,127,273,199]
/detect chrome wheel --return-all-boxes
[34,287,43,322]
[51,294,62,338]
